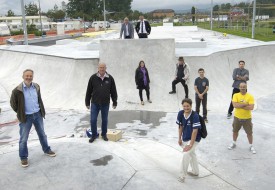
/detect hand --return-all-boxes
[178,140,182,146]
[86,106,90,110]
[183,144,192,152]
[199,94,203,99]
[112,103,117,109]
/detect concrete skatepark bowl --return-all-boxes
[0,26,275,190]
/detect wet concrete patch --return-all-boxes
[90,155,113,166]
[77,110,166,132]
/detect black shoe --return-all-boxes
[89,136,97,143]
[169,91,176,94]
[102,135,108,141]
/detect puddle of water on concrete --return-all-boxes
[90,155,113,166]
[78,110,166,130]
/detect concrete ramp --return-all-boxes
[1,44,275,112]
[0,50,98,110]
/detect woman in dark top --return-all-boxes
[135,60,152,105]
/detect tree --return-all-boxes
[67,0,132,21]
[25,3,39,16]
[7,10,15,17]
[191,6,195,24]
[47,5,66,21]
[213,5,219,12]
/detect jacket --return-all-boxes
[10,82,46,123]
[135,20,151,34]
[85,72,118,106]
[135,67,150,89]
[175,62,190,84]
[120,23,134,39]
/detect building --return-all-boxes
[151,9,175,18]
[0,16,48,25]
[0,16,50,31]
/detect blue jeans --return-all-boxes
[90,103,110,137]
[19,112,50,160]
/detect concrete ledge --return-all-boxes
[163,23,173,27]
[7,33,82,45]
[176,41,207,48]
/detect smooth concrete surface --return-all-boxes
[1,26,275,190]
[99,39,176,111]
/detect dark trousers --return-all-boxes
[139,86,150,101]
[138,33,148,38]
[90,103,109,137]
[172,78,189,98]
[195,94,207,119]
[228,88,240,114]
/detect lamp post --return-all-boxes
[80,1,85,33]
[103,0,106,33]
[38,0,43,36]
[20,0,28,45]
[252,0,256,39]
[210,0,213,30]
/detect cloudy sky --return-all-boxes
[0,0,251,15]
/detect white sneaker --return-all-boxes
[187,171,199,176]
[228,143,236,150]
[250,146,256,154]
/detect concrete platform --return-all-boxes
[1,26,275,190]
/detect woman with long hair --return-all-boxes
[135,60,152,105]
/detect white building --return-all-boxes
[0,16,49,31]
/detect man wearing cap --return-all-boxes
[169,57,190,98]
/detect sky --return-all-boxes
[0,0,252,16]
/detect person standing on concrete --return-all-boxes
[85,63,118,143]
[119,17,134,39]
[227,60,249,119]
[228,83,256,154]
[169,56,190,98]
[135,60,152,105]
[10,69,56,168]
[135,15,151,38]
[194,68,209,122]
[177,98,201,182]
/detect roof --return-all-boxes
[151,9,175,13]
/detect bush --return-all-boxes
[34,31,42,36]
[11,30,24,36]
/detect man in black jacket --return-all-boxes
[85,63,118,143]
[135,15,151,38]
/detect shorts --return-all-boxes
[232,117,253,135]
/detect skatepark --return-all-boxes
[0,26,275,190]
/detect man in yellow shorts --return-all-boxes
[228,82,256,154]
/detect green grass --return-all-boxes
[196,21,275,42]
[158,21,275,41]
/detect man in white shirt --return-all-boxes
[120,17,134,39]
[135,15,151,38]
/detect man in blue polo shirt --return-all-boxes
[176,98,201,182]
[10,69,55,168]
